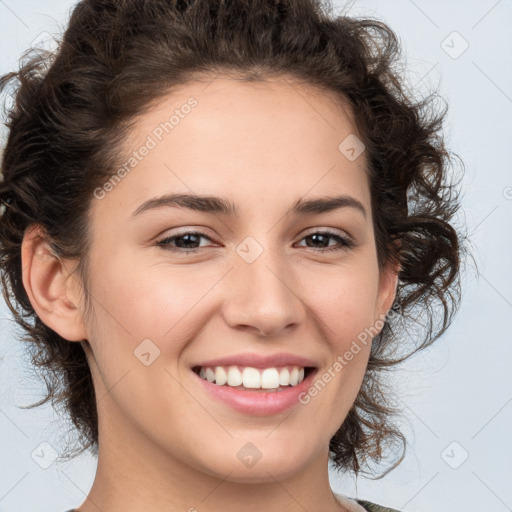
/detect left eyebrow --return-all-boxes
[130,193,367,220]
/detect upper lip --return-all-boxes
[192,352,319,370]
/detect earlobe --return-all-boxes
[21,224,88,342]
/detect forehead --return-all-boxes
[92,75,370,226]
[127,73,362,159]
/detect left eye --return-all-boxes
[295,232,354,252]
[156,230,355,253]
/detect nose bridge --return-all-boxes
[223,235,305,336]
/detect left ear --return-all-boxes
[374,247,401,322]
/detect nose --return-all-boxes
[222,248,306,337]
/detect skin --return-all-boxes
[21,75,399,512]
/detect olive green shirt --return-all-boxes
[355,499,403,511]
[65,500,402,512]
[332,492,404,512]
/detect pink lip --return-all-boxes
[193,367,318,415]
[191,352,318,370]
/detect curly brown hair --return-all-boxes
[0,0,467,477]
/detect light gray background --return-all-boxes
[0,1,511,511]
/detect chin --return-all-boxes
[195,444,313,484]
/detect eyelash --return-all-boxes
[155,229,355,254]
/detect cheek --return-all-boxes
[80,255,211,441]
[299,260,380,348]
[298,262,377,409]
[87,250,217,351]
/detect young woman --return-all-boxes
[0,1,465,511]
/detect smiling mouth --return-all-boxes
[192,365,317,391]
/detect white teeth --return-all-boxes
[227,366,243,386]
[242,367,260,388]
[278,367,290,386]
[261,368,280,388]
[205,367,215,383]
[214,366,227,385]
[196,364,308,389]
[289,367,299,386]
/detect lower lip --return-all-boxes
[193,368,318,415]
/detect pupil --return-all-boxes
[177,234,198,248]
[309,234,327,247]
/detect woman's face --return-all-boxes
[74,76,398,482]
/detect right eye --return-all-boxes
[155,230,216,253]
